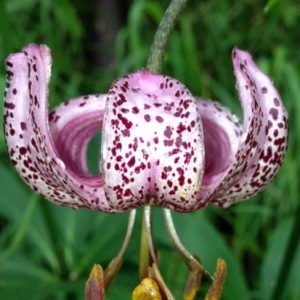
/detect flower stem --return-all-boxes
[146,0,189,73]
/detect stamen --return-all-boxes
[163,208,214,299]
[104,209,136,287]
[144,206,158,264]
[139,206,158,280]
[163,208,196,263]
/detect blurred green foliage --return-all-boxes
[0,0,299,299]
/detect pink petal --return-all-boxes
[5,44,287,213]
[102,70,205,212]
[194,99,242,204]
[4,44,113,212]
[211,48,288,207]
[49,95,105,177]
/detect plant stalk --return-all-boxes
[146,0,189,73]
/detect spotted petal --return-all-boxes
[194,98,243,204]
[102,70,204,212]
[4,44,288,213]
[210,48,288,207]
[4,44,113,211]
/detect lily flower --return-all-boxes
[4,44,288,213]
[4,44,288,299]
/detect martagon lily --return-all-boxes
[3,44,288,297]
[4,44,288,212]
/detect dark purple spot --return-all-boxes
[161,172,167,180]
[273,97,280,107]
[144,114,151,122]
[121,108,129,113]
[156,116,164,123]
[164,126,172,138]
[117,113,133,129]
[127,156,136,168]
[117,93,127,105]
[132,106,139,114]
[176,122,186,134]
[122,129,130,137]
[261,87,267,94]
[269,108,279,120]
[124,189,133,197]
[19,147,27,155]
[164,140,174,146]
[31,138,39,152]
[4,102,15,110]
[6,61,13,68]
[182,100,190,109]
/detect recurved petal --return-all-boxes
[4,44,113,212]
[194,99,242,204]
[49,95,106,178]
[102,70,205,212]
[211,48,288,207]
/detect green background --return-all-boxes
[0,0,299,299]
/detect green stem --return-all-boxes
[271,204,300,300]
[146,0,189,73]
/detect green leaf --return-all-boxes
[264,0,281,13]
[261,216,300,300]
